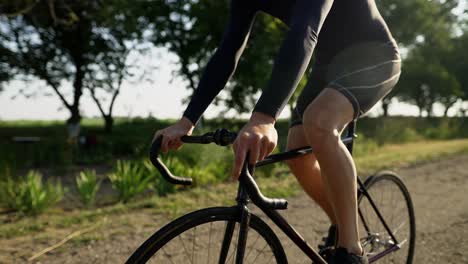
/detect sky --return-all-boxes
[0,47,463,122]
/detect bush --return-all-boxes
[109,160,154,203]
[143,160,176,196]
[0,171,64,215]
[76,170,101,207]
[159,156,218,186]
[373,121,423,145]
[354,134,380,157]
[423,118,461,139]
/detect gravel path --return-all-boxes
[2,155,468,263]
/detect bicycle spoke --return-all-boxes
[218,221,236,263]
[265,253,275,264]
[390,186,395,229]
[250,241,269,263]
[358,173,415,264]
[192,226,196,264]
[244,233,261,260]
[177,234,193,263]
[386,221,405,237]
[162,247,177,264]
[225,225,238,264]
[208,222,213,263]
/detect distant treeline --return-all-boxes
[1,0,467,135]
[1,116,467,172]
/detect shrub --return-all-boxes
[0,171,64,215]
[373,122,423,145]
[354,134,380,157]
[155,156,216,187]
[109,160,154,203]
[143,160,176,196]
[423,118,461,139]
[76,170,101,207]
[145,153,223,197]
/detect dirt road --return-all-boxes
[2,155,468,263]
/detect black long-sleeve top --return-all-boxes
[183,0,394,124]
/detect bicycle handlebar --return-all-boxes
[150,136,193,185]
[150,129,239,186]
[239,160,288,210]
[149,128,288,210]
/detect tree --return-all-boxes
[0,1,162,134]
[375,0,459,115]
[149,1,289,119]
[398,49,462,117]
[444,28,468,115]
[1,1,95,135]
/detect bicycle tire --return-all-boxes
[126,206,287,264]
[358,171,416,264]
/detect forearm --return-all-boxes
[183,49,238,125]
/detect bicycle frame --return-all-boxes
[150,120,402,264]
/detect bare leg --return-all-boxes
[302,88,363,255]
[286,126,336,224]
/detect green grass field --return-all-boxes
[2,138,468,240]
[1,116,468,171]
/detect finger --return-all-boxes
[168,140,176,149]
[232,146,247,180]
[174,141,184,150]
[249,141,260,165]
[161,135,171,153]
[175,144,183,151]
[267,142,276,156]
[259,138,269,161]
[170,139,183,151]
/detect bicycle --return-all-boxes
[126,120,416,263]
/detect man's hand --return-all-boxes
[231,112,277,180]
[153,117,195,153]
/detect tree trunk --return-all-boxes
[67,54,84,139]
[442,100,457,117]
[67,111,81,141]
[381,101,389,117]
[418,106,424,117]
[443,107,449,117]
[104,115,114,133]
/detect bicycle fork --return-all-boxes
[218,185,252,264]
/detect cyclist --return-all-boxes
[154,0,400,263]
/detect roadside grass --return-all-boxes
[1,138,468,241]
[355,138,468,174]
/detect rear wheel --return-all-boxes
[358,171,416,263]
[126,206,287,264]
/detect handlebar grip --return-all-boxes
[181,135,211,144]
[180,129,237,145]
[149,136,193,185]
[239,160,288,210]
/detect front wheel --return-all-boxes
[126,206,287,264]
[358,171,416,264]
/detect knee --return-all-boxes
[302,112,340,152]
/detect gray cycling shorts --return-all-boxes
[290,40,401,127]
